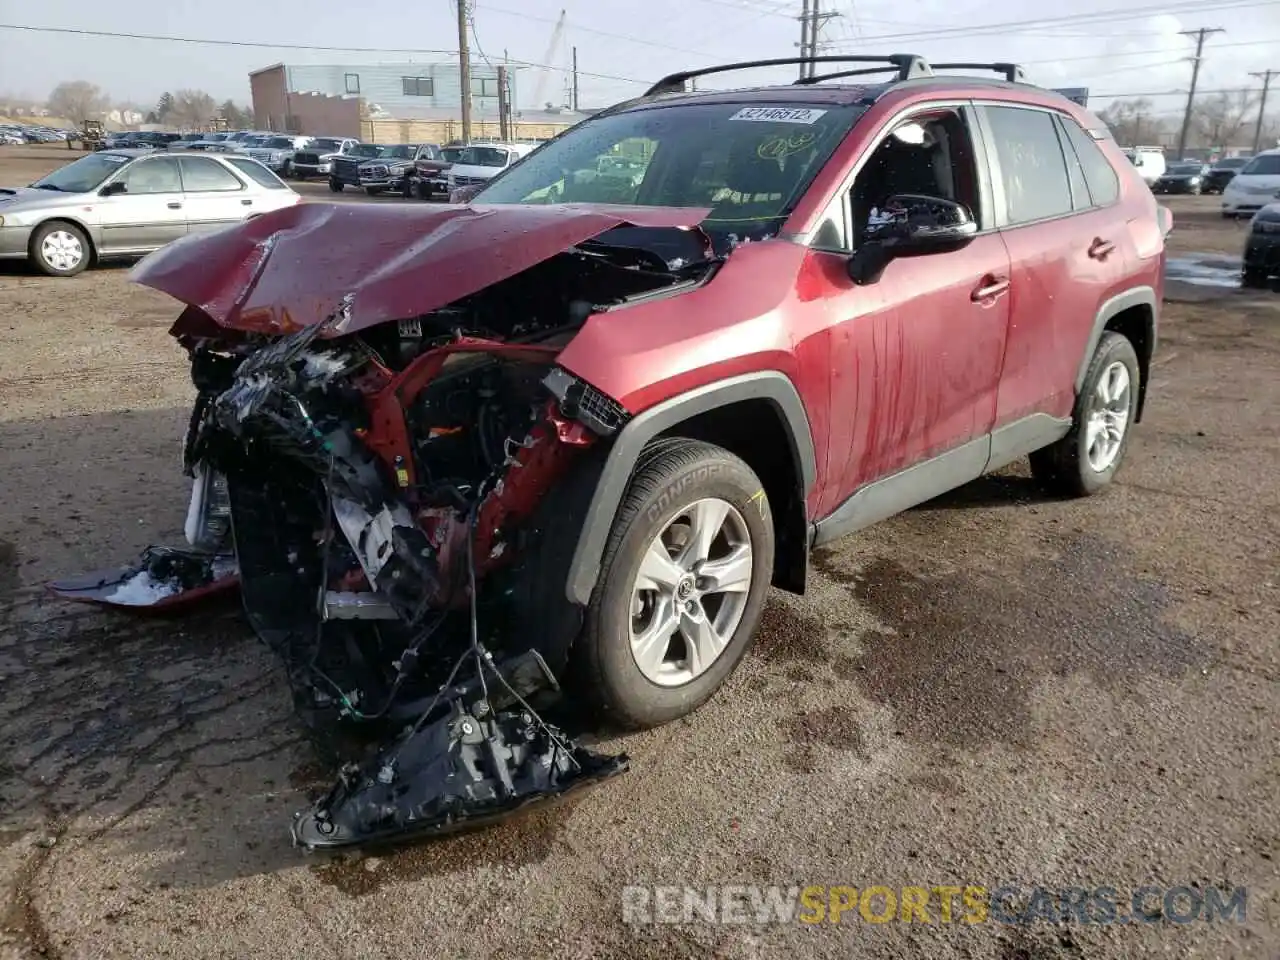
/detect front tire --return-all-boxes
[328,178,344,193]
[1242,268,1269,289]
[578,439,775,730]
[1030,331,1140,497]
[30,221,90,277]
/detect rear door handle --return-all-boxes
[1089,237,1115,259]
[241,198,253,205]
[167,201,182,209]
[971,275,1010,302]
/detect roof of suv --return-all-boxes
[606,54,1091,120]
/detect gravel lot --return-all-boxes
[1,145,1277,960]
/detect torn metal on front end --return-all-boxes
[44,203,719,850]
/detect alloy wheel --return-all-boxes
[628,498,753,687]
[1085,360,1131,472]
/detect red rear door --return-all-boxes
[978,104,1133,426]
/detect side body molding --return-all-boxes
[564,371,818,606]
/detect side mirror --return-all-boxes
[847,194,978,285]
[100,181,127,197]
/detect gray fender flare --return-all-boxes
[1074,285,1158,396]
[564,371,817,606]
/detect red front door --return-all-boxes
[814,231,1012,516]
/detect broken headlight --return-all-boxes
[542,366,630,437]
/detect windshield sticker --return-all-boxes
[757,129,821,160]
[730,107,827,124]
[101,155,130,164]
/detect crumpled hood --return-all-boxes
[131,201,710,337]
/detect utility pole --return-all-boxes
[1250,69,1276,154]
[497,65,510,141]
[798,0,811,81]
[1176,27,1223,158]
[572,46,579,112]
[457,0,472,143]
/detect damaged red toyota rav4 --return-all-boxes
[52,55,1170,849]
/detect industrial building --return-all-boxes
[250,61,591,141]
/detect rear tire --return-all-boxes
[576,438,775,730]
[1029,331,1140,497]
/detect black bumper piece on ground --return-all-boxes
[291,649,630,850]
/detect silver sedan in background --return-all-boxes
[0,148,302,276]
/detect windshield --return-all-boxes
[1169,163,1202,175]
[460,146,511,167]
[379,145,415,159]
[241,137,267,147]
[442,147,466,163]
[350,143,382,158]
[474,102,864,241]
[1215,157,1249,169]
[31,152,132,192]
[311,138,342,152]
[1241,154,1280,176]
[264,137,294,149]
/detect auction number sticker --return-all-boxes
[729,107,828,124]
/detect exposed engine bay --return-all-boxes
[50,222,716,849]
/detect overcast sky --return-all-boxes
[1,0,1278,112]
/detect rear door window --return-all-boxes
[983,105,1074,225]
[1057,117,1120,206]
[178,156,244,192]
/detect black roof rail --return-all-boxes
[795,66,909,85]
[643,54,931,97]
[929,61,1026,83]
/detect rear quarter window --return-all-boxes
[226,157,288,189]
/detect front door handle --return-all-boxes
[971,275,1010,302]
[167,201,182,209]
[241,198,253,205]
[1088,237,1115,259]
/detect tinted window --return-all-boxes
[985,106,1073,224]
[1059,118,1120,206]
[1215,157,1249,169]
[1241,154,1280,175]
[225,157,288,189]
[119,157,182,194]
[178,157,244,191]
[350,144,382,158]
[380,145,415,159]
[311,139,342,152]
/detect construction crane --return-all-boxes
[530,9,568,109]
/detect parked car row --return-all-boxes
[1,122,73,144]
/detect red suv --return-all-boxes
[63,55,1170,846]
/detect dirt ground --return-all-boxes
[1,145,1278,960]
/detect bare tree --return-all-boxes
[1192,89,1258,148]
[1097,98,1166,147]
[46,80,109,127]
[166,89,217,130]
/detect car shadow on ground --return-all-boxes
[918,470,1062,510]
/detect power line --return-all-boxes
[1018,35,1280,68]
